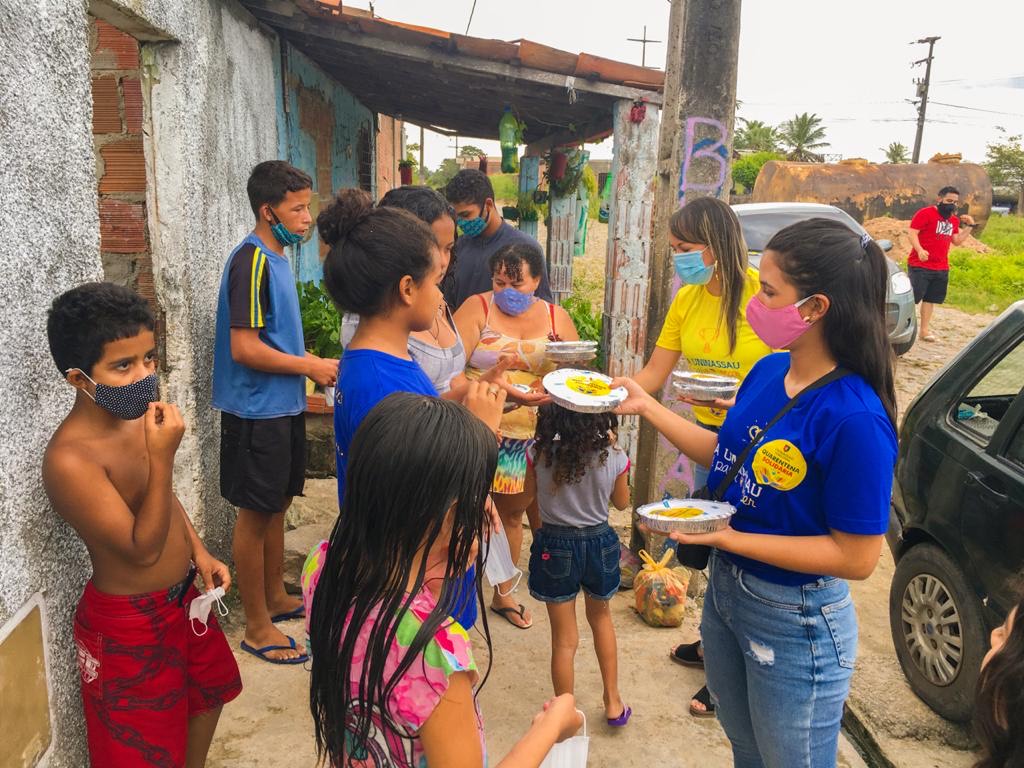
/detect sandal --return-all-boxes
[922,333,938,342]
[670,641,704,669]
[489,604,533,629]
[689,685,716,718]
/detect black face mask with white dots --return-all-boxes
[68,370,158,420]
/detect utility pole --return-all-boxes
[910,36,940,164]
[627,25,661,68]
[630,0,742,552]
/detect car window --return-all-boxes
[738,210,863,251]
[1005,423,1024,468]
[953,342,1024,444]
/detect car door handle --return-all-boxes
[968,471,1008,501]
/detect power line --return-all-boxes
[928,100,1024,117]
[465,0,478,35]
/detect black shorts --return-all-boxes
[909,266,949,305]
[220,412,305,514]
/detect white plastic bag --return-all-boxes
[483,521,522,596]
[539,712,589,768]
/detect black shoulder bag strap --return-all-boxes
[706,367,850,502]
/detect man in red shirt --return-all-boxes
[907,185,977,341]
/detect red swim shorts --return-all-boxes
[73,569,242,767]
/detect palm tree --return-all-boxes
[882,142,910,164]
[735,119,781,153]
[779,113,830,162]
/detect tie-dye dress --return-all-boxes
[301,542,486,767]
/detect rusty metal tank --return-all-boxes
[752,161,993,232]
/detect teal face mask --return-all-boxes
[673,249,715,285]
[268,208,304,247]
[457,205,490,238]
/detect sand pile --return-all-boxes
[863,217,991,262]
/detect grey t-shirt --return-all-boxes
[444,221,553,311]
[528,441,629,528]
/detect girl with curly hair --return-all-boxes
[524,403,632,726]
[974,598,1024,768]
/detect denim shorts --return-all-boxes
[528,522,620,603]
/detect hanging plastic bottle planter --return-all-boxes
[499,106,523,174]
[478,155,488,174]
[549,150,569,181]
[398,161,414,186]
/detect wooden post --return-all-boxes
[602,98,660,461]
[631,0,742,548]
[546,191,576,304]
[518,155,540,240]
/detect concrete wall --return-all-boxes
[0,1,282,763]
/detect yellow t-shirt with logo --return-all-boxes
[655,267,771,427]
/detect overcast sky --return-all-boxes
[367,0,1024,171]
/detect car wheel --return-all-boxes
[889,543,986,722]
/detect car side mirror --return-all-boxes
[877,239,893,252]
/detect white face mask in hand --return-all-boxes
[189,587,228,636]
[539,711,589,768]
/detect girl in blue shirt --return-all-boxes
[316,188,505,631]
[616,219,898,767]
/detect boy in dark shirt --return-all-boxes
[43,282,240,768]
[212,161,338,664]
[444,169,553,310]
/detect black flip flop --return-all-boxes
[670,641,705,669]
[689,685,716,718]
[490,604,533,629]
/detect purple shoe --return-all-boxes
[607,705,632,727]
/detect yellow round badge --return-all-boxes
[565,375,611,397]
[751,439,807,491]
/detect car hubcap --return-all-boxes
[901,574,963,686]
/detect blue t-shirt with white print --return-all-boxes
[706,353,897,586]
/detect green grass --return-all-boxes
[490,173,519,202]
[945,215,1024,314]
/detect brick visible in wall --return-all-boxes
[122,78,143,134]
[91,77,121,134]
[99,138,146,193]
[99,199,147,252]
[94,19,139,70]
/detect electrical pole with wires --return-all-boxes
[910,36,940,163]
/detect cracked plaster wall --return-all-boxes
[0,1,280,763]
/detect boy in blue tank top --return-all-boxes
[212,161,339,665]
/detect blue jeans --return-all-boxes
[528,523,620,603]
[701,550,857,768]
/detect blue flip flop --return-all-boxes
[607,705,632,727]
[270,605,306,623]
[239,635,308,665]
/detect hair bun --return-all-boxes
[318,188,373,246]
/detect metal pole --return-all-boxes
[419,124,425,183]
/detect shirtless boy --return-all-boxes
[43,283,241,768]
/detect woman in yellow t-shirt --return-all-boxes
[632,196,771,717]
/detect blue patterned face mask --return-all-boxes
[493,286,536,316]
[673,249,715,285]
[457,205,490,238]
[69,369,158,420]
[268,208,304,247]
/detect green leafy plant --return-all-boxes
[562,294,605,369]
[779,112,829,162]
[735,119,781,153]
[732,151,785,192]
[581,165,600,219]
[544,148,587,198]
[516,192,539,222]
[986,129,1024,216]
[296,281,343,359]
[882,142,910,164]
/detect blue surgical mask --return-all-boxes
[268,208,304,247]
[69,369,158,420]
[493,287,536,316]
[457,206,490,238]
[673,250,715,285]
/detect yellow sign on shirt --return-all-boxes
[751,439,807,491]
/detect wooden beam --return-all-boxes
[242,0,660,105]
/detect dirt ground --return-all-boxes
[207,229,999,767]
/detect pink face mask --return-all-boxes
[745,294,815,349]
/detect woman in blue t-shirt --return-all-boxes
[616,219,898,767]
[316,188,505,631]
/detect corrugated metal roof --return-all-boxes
[242,0,662,144]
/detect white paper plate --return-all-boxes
[542,368,626,413]
[636,498,735,534]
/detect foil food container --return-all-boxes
[542,368,626,413]
[636,498,736,534]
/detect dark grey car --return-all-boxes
[732,203,918,355]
